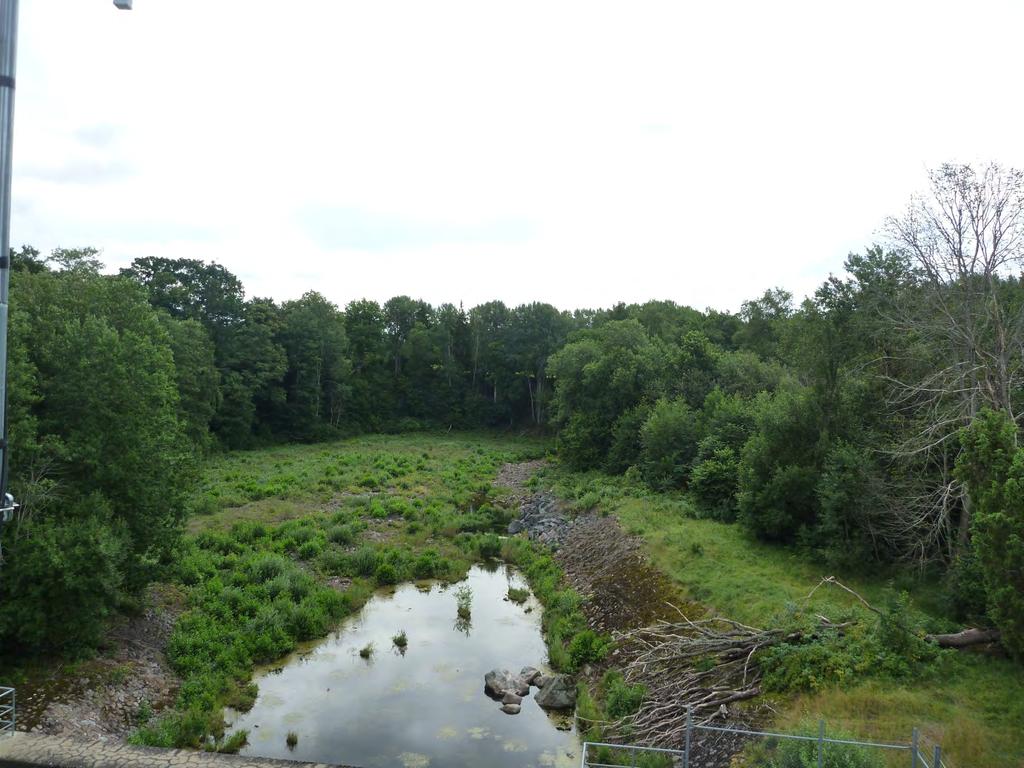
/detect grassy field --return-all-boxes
[133,432,609,752]
[542,466,1024,768]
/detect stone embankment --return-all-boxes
[0,732,356,768]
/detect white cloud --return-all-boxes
[11,0,1024,312]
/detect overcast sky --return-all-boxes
[10,1,1024,313]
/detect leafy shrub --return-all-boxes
[956,408,1024,658]
[230,520,268,544]
[0,499,128,652]
[605,404,652,474]
[297,538,323,560]
[767,731,885,768]
[737,388,822,542]
[412,550,444,579]
[507,587,530,604]
[689,445,739,521]
[327,523,356,546]
[477,533,502,560]
[455,585,473,620]
[374,561,399,585]
[129,706,221,749]
[639,398,701,490]
[568,629,612,670]
[350,546,380,577]
[245,553,289,584]
[602,670,645,719]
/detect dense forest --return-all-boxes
[1,162,1022,668]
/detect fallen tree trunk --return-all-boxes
[926,627,1001,648]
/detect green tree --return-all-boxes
[639,398,701,489]
[737,388,823,542]
[277,292,351,438]
[955,409,1024,657]
[160,316,220,452]
[548,320,670,469]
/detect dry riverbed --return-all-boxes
[19,583,183,740]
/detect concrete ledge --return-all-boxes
[0,733,355,768]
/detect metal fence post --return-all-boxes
[817,719,825,768]
[683,706,692,768]
[911,728,918,768]
[933,745,941,768]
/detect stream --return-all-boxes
[224,564,580,768]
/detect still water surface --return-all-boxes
[226,564,579,768]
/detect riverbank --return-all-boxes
[538,465,1024,768]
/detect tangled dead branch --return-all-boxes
[601,579,1002,748]
[605,611,799,745]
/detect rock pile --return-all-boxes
[507,492,574,547]
[484,667,576,714]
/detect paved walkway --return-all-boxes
[0,733,355,768]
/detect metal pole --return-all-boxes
[911,727,919,768]
[0,0,18,530]
[683,706,692,768]
[818,719,825,768]
[933,745,941,768]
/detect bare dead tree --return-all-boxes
[882,162,1024,562]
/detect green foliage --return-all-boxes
[639,398,701,490]
[762,729,886,768]
[761,596,939,694]
[506,587,529,604]
[0,496,128,652]
[689,444,739,521]
[455,584,473,620]
[737,388,823,542]
[549,320,672,469]
[568,629,613,669]
[601,670,646,719]
[956,409,1024,658]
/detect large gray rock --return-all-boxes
[534,674,576,710]
[484,669,517,699]
[520,666,541,686]
[501,692,523,705]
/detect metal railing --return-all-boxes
[0,686,14,734]
[581,710,945,768]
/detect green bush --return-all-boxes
[350,546,380,577]
[374,561,399,585]
[737,388,823,542]
[568,629,612,670]
[602,670,645,719]
[689,445,739,521]
[767,731,886,768]
[297,538,323,560]
[0,498,128,652]
[327,523,356,545]
[477,533,502,560]
[639,398,701,490]
[956,409,1024,658]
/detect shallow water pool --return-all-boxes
[225,564,579,768]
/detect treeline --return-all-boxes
[546,163,1024,659]
[0,247,589,649]
[2,162,1023,662]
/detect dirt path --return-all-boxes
[19,583,183,740]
